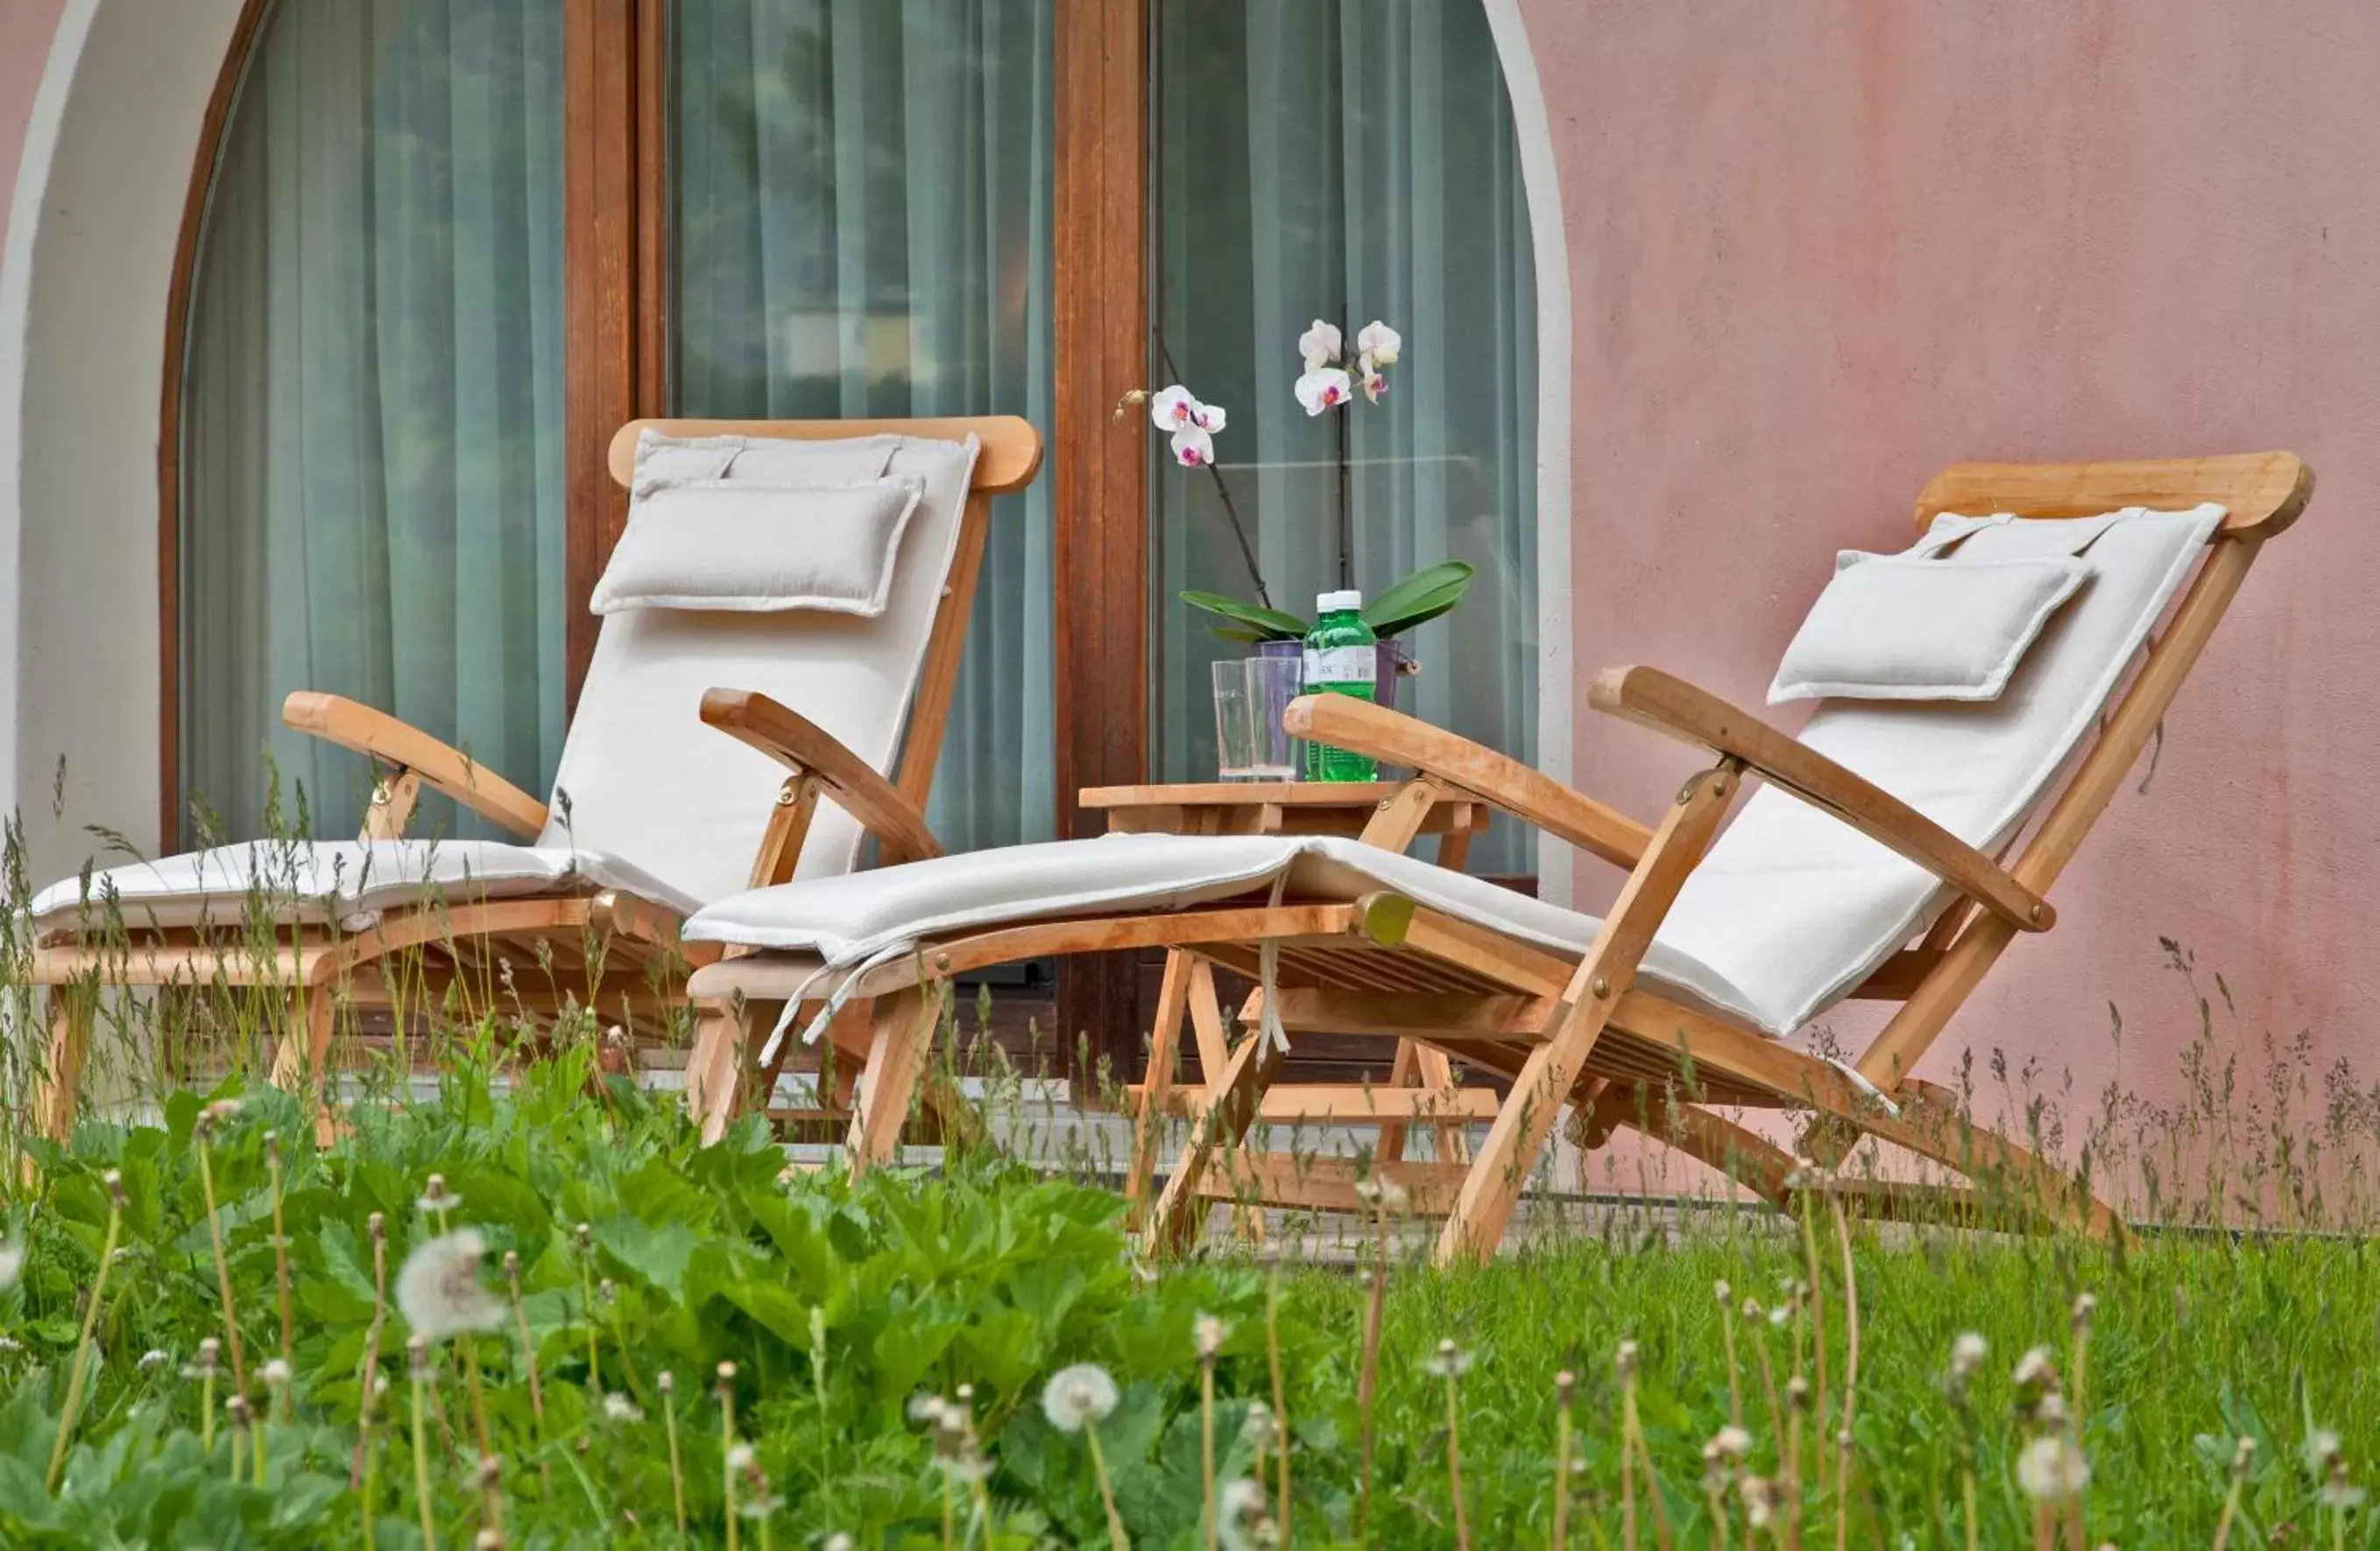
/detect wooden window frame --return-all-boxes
[159,0,1155,1080]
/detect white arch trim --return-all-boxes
[1480,0,1575,906]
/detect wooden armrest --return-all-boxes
[699,689,944,864]
[1587,666,2053,932]
[282,692,548,839]
[1282,694,1652,871]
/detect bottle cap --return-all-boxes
[1316,589,1363,613]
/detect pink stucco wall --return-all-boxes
[0,0,67,260]
[1522,0,2380,1161]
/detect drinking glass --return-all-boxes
[1244,653,1303,779]
[1211,659,1259,779]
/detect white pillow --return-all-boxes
[632,430,739,493]
[631,428,904,494]
[1767,551,2090,703]
[590,477,926,617]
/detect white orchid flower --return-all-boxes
[1355,320,1402,368]
[1293,366,1354,416]
[1148,384,1202,431]
[1297,319,1343,371]
[1169,424,1216,467]
[1191,398,1226,433]
[1359,368,1388,404]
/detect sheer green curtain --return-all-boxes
[670,0,1056,850]
[1152,0,1538,875]
[180,0,568,845]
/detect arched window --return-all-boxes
[178,0,565,842]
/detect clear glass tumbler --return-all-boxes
[1244,653,1303,780]
[1211,659,1259,779]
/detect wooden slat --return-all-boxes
[1197,1154,1469,1217]
[1128,1082,1497,1124]
[1913,452,2311,539]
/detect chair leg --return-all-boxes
[1145,1028,1285,1260]
[1126,951,1195,1225]
[269,981,336,1095]
[1853,1089,2126,1242]
[33,983,95,1143]
[847,985,939,1176]
[685,1002,751,1146]
[1436,760,1741,1266]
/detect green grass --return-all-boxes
[1,1043,2376,1548]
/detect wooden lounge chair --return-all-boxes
[681,453,2306,1263]
[26,415,1041,1141]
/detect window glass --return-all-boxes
[180,0,567,843]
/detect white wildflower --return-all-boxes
[1292,367,1353,417]
[1713,1279,1731,1305]
[0,1336,22,1355]
[1240,1399,1276,1450]
[1615,1340,1639,1378]
[1741,1474,1778,1527]
[603,1392,644,1424]
[1218,1475,1273,1551]
[1041,1364,1120,1434]
[394,1228,505,1344]
[1148,384,1201,431]
[138,1349,168,1371]
[1194,1313,1228,1362]
[2322,1460,2366,1511]
[415,1174,460,1217]
[2306,1429,2345,1475]
[2016,1434,2090,1502]
[1950,1332,1987,1378]
[1353,320,1402,369]
[260,1358,291,1388]
[908,1393,951,1428]
[1422,1339,1472,1379]
[824,1538,853,1551]
[1352,1175,1409,1213]
[1296,319,1343,371]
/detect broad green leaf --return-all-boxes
[1177,590,1308,641]
[1362,559,1473,638]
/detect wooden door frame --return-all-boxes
[1052,0,1152,1091]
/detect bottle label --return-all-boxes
[1302,645,1377,687]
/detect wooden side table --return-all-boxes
[1078,779,1491,1217]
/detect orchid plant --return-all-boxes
[1294,316,1402,413]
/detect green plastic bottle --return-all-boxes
[1301,589,1380,782]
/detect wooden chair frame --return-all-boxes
[29,416,1042,1142]
[698,454,2307,1263]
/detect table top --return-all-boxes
[1081,781,1431,808]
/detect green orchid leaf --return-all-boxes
[1177,590,1308,641]
[1363,559,1474,638]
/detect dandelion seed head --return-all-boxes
[824,1537,853,1551]
[1352,1176,1409,1213]
[2012,1346,2058,1391]
[716,1360,737,1386]
[603,1392,644,1423]
[1713,1279,1731,1304]
[1423,1338,1473,1378]
[2229,1435,2256,1475]
[1710,1424,1753,1462]
[474,1531,505,1551]
[395,1228,505,1344]
[1741,1475,1778,1528]
[658,1370,675,1395]
[725,1442,755,1472]
[1786,1376,1811,1411]
[2016,1434,2090,1502]
[477,1456,502,1488]
[1040,1364,1120,1434]
[1194,1312,1228,1361]
[908,1393,951,1427]
[2323,1459,2365,1511]
[1949,1332,1987,1378]
[2034,1392,2071,1428]
[260,1358,291,1388]
[138,1349,167,1371]
[1769,1303,1791,1330]
[367,1211,385,1243]
[102,1169,124,1206]
[2306,1429,2345,1476]
[407,1333,431,1376]
[1241,1400,1276,1450]
[415,1174,458,1216]
[0,1336,23,1355]
[2070,1290,2097,1331]
[1555,1369,1576,1402]
[1616,1340,1639,1379]
[1218,1477,1273,1551]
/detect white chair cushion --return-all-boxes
[683,832,1765,1028]
[31,840,703,936]
[590,478,927,617]
[1661,504,2224,1034]
[1767,551,2088,703]
[631,427,900,492]
[543,433,981,907]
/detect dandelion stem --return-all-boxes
[1796,1188,1829,1498]
[717,1364,740,1551]
[253,1398,268,1487]
[1620,1348,1640,1551]
[503,1251,549,1490]
[660,1372,687,1536]
[1084,1421,1130,1551]
[1355,1198,1388,1540]
[1442,1357,1470,1551]
[197,1130,249,1392]
[1960,1470,1979,1551]
[1201,1347,1218,1551]
[2211,1438,2252,1551]
[576,1223,600,1392]
[410,1338,440,1551]
[1831,1195,1860,1551]
[46,1171,122,1491]
[265,1131,295,1418]
[201,1362,217,1455]
[1551,1372,1574,1551]
[360,1380,380,1551]
[1266,1262,1291,1547]
[1719,1297,1745,1431]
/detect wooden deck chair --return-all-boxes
[25,416,1041,1141]
[680,454,2307,1264]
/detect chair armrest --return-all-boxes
[1587,666,2053,932]
[1282,694,1653,871]
[699,689,944,864]
[282,692,548,839]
